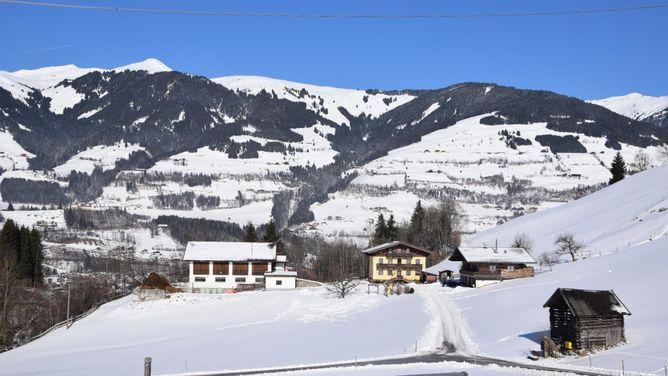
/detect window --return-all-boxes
[414,258,421,265]
[255,277,264,283]
[489,265,497,272]
[193,262,209,275]
[378,267,384,276]
[276,280,283,286]
[232,262,249,275]
[252,262,269,275]
[397,258,402,265]
[194,277,206,282]
[213,262,229,275]
[235,277,246,283]
[507,265,515,272]
[215,277,226,282]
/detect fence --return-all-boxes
[0,292,130,354]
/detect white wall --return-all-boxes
[188,260,272,289]
[265,275,296,290]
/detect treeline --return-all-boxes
[371,197,462,263]
[155,216,244,245]
[0,275,112,349]
[63,207,143,230]
[0,178,68,206]
[0,220,45,287]
[290,236,365,282]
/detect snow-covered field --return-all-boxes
[0,286,435,376]
[53,142,145,176]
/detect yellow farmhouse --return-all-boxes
[363,241,431,283]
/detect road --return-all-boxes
[188,351,615,376]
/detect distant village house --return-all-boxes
[183,241,296,292]
[363,241,430,283]
[448,246,536,288]
[543,288,631,352]
[422,259,461,284]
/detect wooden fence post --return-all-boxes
[144,357,152,376]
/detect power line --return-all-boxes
[1,0,668,20]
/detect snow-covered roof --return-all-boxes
[362,241,431,255]
[450,247,536,264]
[265,269,297,277]
[276,255,287,263]
[183,242,276,261]
[424,259,461,275]
[544,288,631,316]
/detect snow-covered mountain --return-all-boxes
[0,59,667,253]
[590,92,668,127]
[212,75,414,126]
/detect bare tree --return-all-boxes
[326,279,360,299]
[658,144,668,163]
[632,150,652,172]
[538,251,558,271]
[511,233,534,253]
[554,233,584,262]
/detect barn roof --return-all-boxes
[543,288,631,317]
[362,241,431,256]
[449,247,536,264]
[183,242,276,261]
[424,259,461,275]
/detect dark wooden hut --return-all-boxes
[543,288,631,351]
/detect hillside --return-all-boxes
[465,164,668,253]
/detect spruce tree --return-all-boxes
[373,214,387,245]
[262,219,284,254]
[386,214,398,241]
[609,152,626,185]
[17,226,32,281]
[30,229,44,286]
[243,222,258,242]
[408,200,425,242]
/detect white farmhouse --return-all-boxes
[183,241,296,292]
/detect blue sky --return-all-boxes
[1,0,666,99]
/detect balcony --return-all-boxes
[376,263,423,270]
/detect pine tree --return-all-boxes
[262,219,284,254]
[609,152,626,185]
[373,214,387,245]
[386,214,398,241]
[243,222,258,242]
[6,203,14,211]
[30,229,44,286]
[408,200,425,242]
[17,226,33,281]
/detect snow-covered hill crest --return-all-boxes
[213,75,415,126]
[590,92,668,127]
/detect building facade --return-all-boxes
[449,246,536,288]
[363,241,430,283]
[183,241,295,291]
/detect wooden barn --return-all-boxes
[448,246,536,288]
[543,288,631,351]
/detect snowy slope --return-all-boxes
[589,93,668,122]
[213,75,415,126]
[442,236,668,374]
[53,142,146,176]
[465,164,668,254]
[0,58,171,110]
[304,114,665,240]
[0,286,435,376]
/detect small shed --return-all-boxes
[543,288,631,351]
[422,259,461,284]
[264,269,297,290]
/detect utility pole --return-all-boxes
[66,283,71,329]
[144,357,152,376]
